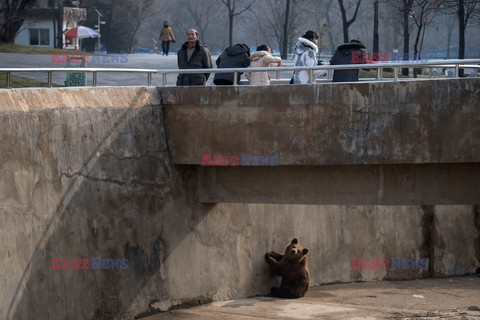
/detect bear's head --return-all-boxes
[284,238,309,262]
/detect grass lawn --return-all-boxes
[0,42,76,55]
[0,73,60,88]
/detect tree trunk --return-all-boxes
[229,11,233,47]
[413,23,422,78]
[373,0,379,59]
[338,0,362,43]
[281,0,290,59]
[402,0,413,76]
[446,17,454,59]
[457,0,465,76]
[57,2,63,49]
[338,0,349,42]
[52,4,56,48]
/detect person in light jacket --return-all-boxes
[246,44,282,86]
[159,20,175,56]
[292,30,325,84]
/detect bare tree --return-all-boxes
[402,0,414,75]
[381,1,403,52]
[338,0,362,42]
[444,10,456,58]
[443,0,478,75]
[98,0,166,53]
[388,0,415,75]
[0,0,37,43]
[410,0,441,73]
[172,0,224,49]
[373,0,379,56]
[282,0,291,59]
[408,0,440,76]
[247,0,305,58]
[219,0,256,47]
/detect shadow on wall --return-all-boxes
[3,89,215,319]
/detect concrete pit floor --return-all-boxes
[143,275,480,319]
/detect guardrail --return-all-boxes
[1,59,479,88]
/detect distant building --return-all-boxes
[14,1,87,49]
[15,7,55,47]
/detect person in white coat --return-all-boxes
[246,44,282,86]
[292,30,325,84]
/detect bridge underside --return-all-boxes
[196,163,480,205]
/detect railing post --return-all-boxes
[162,73,167,87]
[310,69,314,83]
[376,67,381,79]
[233,71,238,85]
[47,72,52,87]
[6,72,11,88]
[394,66,398,81]
[455,64,459,78]
[93,71,97,87]
[147,73,152,86]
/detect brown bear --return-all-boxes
[265,238,310,298]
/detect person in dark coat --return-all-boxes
[213,43,250,85]
[176,28,212,86]
[330,39,369,82]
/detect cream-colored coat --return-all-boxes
[246,51,281,85]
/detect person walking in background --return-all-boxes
[246,44,282,86]
[213,43,250,85]
[176,28,212,86]
[159,20,175,56]
[330,39,370,82]
[291,30,325,84]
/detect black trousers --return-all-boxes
[162,41,170,55]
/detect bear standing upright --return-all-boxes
[265,238,310,298]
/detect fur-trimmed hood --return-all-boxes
[250,50,270,62]
[295,37,318,55]
[224,43,250,57]
[335,42,366,53]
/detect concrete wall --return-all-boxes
[163,79,480,166]
[163,79,480,205]
[0,86,478,319]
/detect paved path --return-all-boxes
[143,276,480,319]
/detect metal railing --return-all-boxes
[1,59,479,88]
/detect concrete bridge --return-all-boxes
[0,78,479,319]
[163,79,480,205]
